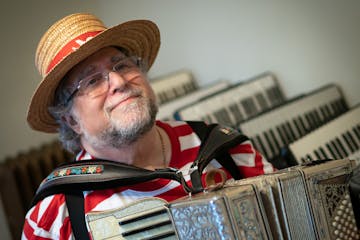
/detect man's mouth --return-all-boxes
[109,94,141,111]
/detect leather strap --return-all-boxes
[65,191,90,240]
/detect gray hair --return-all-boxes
[48,81,82,153]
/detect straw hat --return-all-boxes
[27,13,160,133]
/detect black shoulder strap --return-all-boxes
[32,121,249,239]
[65,191,90,240]
[186,121,248,192]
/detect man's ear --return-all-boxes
[62,114,81,134]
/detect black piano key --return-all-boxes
[293,117,305,137]
[281,122,293,143]
[310,110,319,129]
[229,103,244,124]
[285,121,297,142]
[330,139,343,159]
[305,154,313,162]
[319,105,329,123]
[329,101,338,117]
[334,99,347,115]
[305,112,316,131]
[333,99,342,114]
[188,81,197,93]
[265,87,277,106]
[312,109,323,127]
[335,137,348,157]
[347,130,359,150]
[172,87,180,98]
[267,86,284,106]
[290,120,301,139]
[313,149,322,160]
[319,146,329,159]
[297,115,309,134]
[241,97,258,117]
[342,132,356,153]
[326,142,337,159]
[254,135,268,158]
[308,111,318,129]
[263,131,275,158]
[255,93,269,111]
[280,124,291,144]
[162,92,170,103]
[337,98,348,113]
[276,126,288,146]
[323,104,333,121]
[353,124,360,143]
[269,129,281,152]
[260,133,273,160]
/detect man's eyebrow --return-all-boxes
[77,65,97,80]
[111,54,126,63]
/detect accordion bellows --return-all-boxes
[85,159,359,240]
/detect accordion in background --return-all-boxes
[289,104,360,166]
[238,84,349,169]
[85,159,359,240]
[174,72,286,128]
[150,70,198,105]
[157,80,231,121]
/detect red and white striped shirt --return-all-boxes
[22,121,275,239]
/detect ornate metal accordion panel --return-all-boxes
[169,184,272,240]
[85,159,359,240]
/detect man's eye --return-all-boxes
[85,75,102,87]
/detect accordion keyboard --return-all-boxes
[150,70,198,105]
[174,72,285,128]
[238,84,348,168]
[289,105,360,165]
[157,81,230,121]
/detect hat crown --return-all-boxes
[35,13,106,77]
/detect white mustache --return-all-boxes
[106,88,143,112]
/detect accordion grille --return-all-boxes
[117,207,176,239]
[278,175,317,239]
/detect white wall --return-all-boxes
[1,1,360,239]
[1,0,360,160]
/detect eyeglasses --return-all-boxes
[64,56,144,105]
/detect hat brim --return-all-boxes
[27,19,160,133]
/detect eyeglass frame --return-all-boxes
[62,56,145,106]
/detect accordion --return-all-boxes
[85,159,359,240]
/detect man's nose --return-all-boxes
[107,71,128,94]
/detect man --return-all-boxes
[23,13,275,239]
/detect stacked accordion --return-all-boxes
[151,70,360,168]
[86,159,359,239]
